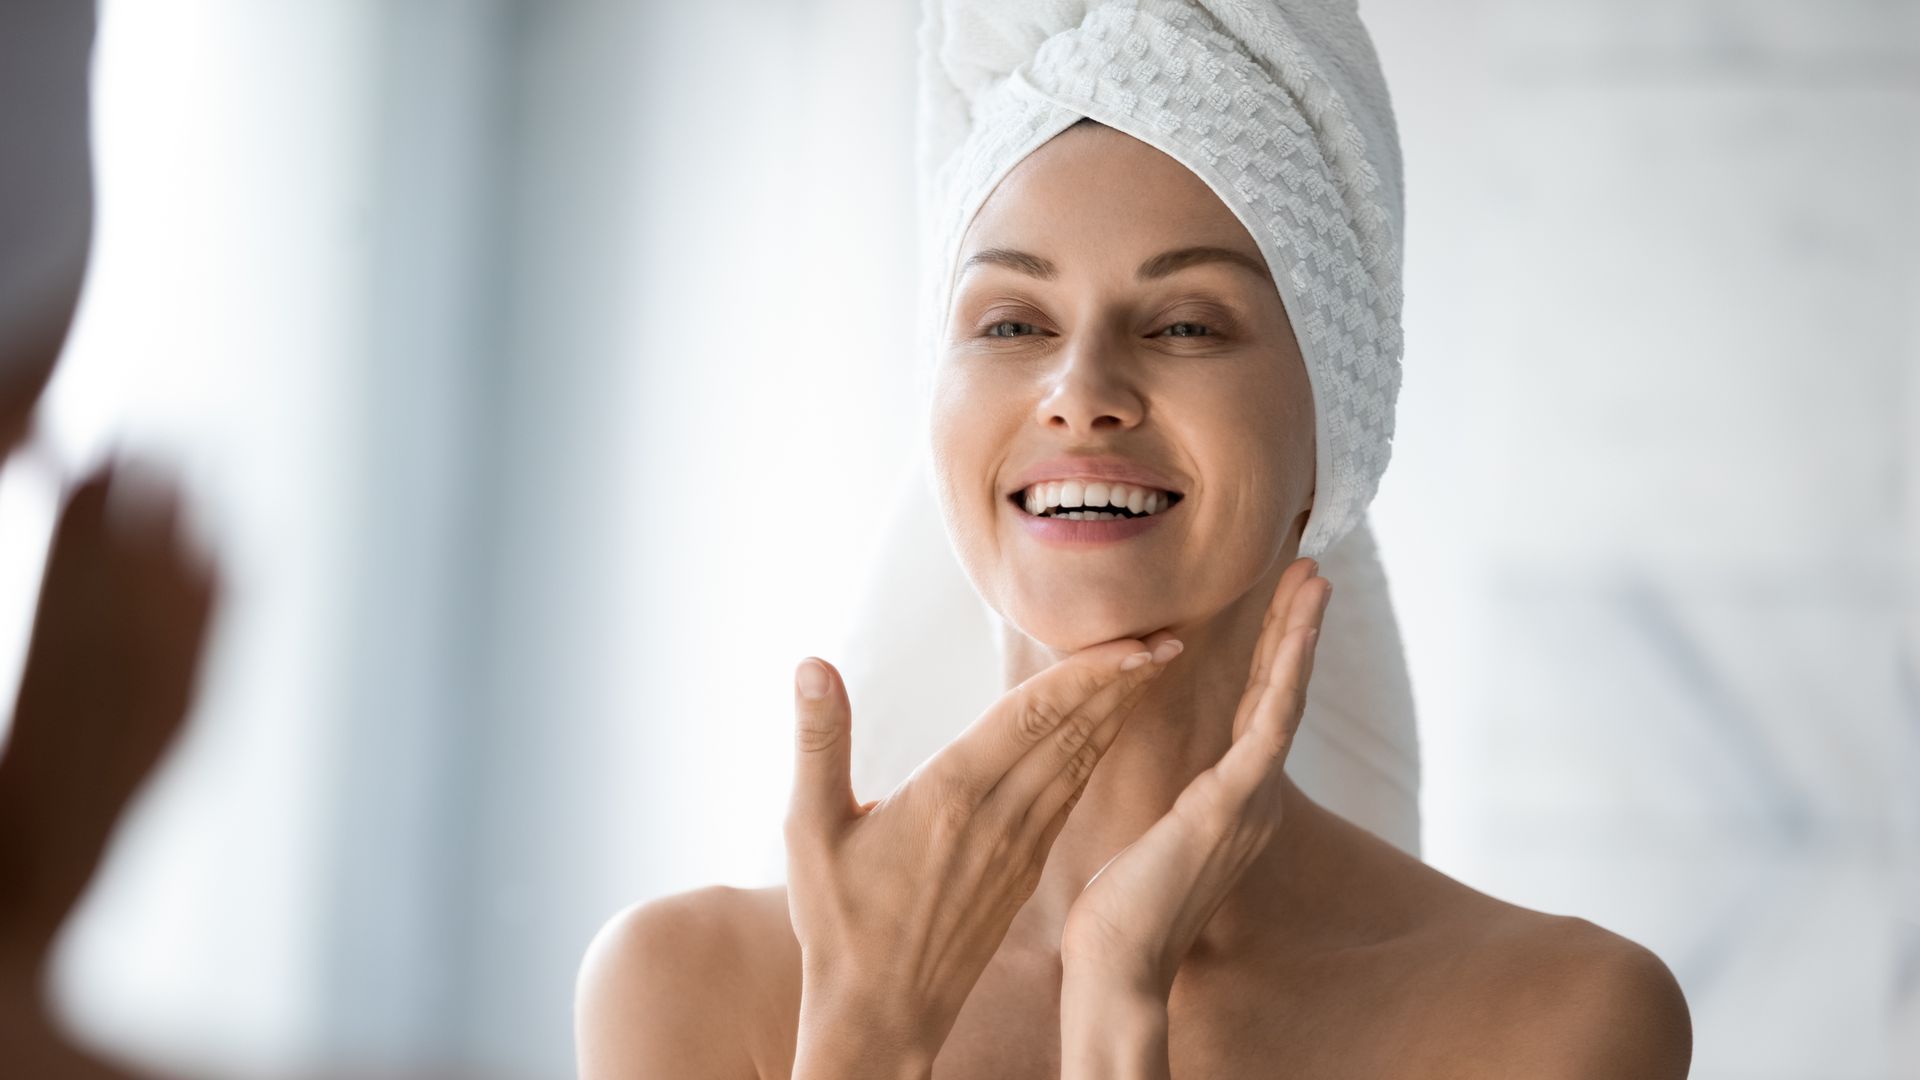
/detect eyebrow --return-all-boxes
[960,245,1273,285]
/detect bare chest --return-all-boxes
[924,944,1462,1080]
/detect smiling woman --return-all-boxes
[574,2,1692,1077]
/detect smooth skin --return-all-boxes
[576,121,1692,1078]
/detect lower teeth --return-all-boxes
[1046,510,1125,521]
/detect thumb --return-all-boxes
[788,656,857,832]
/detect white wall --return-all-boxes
[1366,1,1918,1075]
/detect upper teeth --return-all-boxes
[1022,480,1176,518]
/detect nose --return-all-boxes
[1033,330,1145,435]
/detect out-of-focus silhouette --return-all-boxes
[0,7,223,1070]
[0,460,218,1078]
[0,2,215,1076]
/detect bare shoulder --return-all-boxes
[1434,902,1694,1078]
[1316,816,1690,1076]
[1500,913,1692,1076]
[575,883,800,1080]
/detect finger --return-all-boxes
[1025,653,1165,855]
[49,462,113,559]
[995,627,1183,839]
[1216,623,1322,800]
[1244,560,1323,697]
[1234,568,1328,739]
[787,657,858,837]
[101,454,178,540]
[1238,576,1332,763]
[939,634,1164,801]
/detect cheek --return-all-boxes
[928,365,1019,530]
[1181,372,1312,545]
[932,357,1032,438]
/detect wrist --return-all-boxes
[792,1045,934,1080]
[793,981,942,1080]
[793,1024,936,1080]
[1060,971,1170,1080]
[1059,942,1170,1002]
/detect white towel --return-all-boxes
[843,0,1421,857]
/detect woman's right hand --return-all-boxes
[783,630,1184,1079]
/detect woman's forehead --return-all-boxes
[960,124,1263,275]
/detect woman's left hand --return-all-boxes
[1059,556,1330,1000]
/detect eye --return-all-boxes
[984,320,1042,338]
[1158,321,1214,338]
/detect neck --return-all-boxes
[995,553,1337,961]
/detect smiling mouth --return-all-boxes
[1009,481,1186,520]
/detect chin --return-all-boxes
[1002,594,1167,654]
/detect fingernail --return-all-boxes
[796,658,830,700]
[1151,639,1184,664]
[1120,651,1153,671]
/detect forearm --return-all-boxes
[1061,973,1172,1080]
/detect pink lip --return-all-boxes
[1006,454,1185,497]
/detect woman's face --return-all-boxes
[931,121,1316,652]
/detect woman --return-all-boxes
[578,3,1691,1076]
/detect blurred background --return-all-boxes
[4,0,1914,1077]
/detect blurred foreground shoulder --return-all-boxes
[575,884,768,1080]
[1499,915,1694,1078]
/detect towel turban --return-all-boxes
[841,0,1421,856]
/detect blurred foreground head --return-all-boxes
[0,0,97,452]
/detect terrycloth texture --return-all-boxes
[840,0,1421,857]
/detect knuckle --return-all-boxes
[1013,859,1045,900]
[1053,707,1099,755]
[930,781,975,840]
[1180,785,1234,841]
[985,823,1018,870]
[1061,783,1086,815]
[794,712,842,754]
[1063,741,1100,787]
[1017,690,1069,744]
[1262,730,1294,762]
